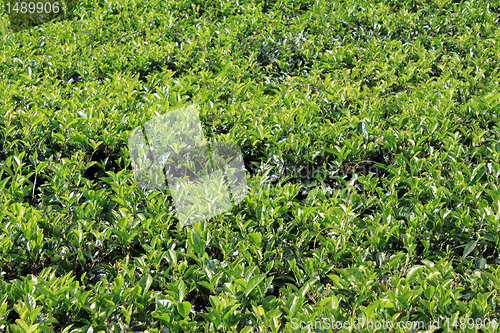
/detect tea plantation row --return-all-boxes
[1,0,500,332]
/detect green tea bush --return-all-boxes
[1,0,500,332]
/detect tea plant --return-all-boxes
[1,0,500,332]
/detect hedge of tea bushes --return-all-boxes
[1,0,500,332]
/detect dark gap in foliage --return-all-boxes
[414,240,426,262]
[206,245,223,261]
[66,72,84,85]
[262,86,276,95]
[260,0,279,14]
[318,102,349,122]
[26,173,50,207]
[187,291,210,313]
[273,272,296,288]
[83,147,121,181]
[261,157,390,202]
[266,283,280,299]
[256,51,273,68]
[54,71,85,88]
[255,51,313,78]
[429,63,443,78]
[365,148,393,165]
[397,187,410,200]
[6,309,19,327]
[138,60,182,83]
[70,247,125,287]
[242,154,266,178]
[137,61,163,83]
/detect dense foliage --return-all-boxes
[1,0,500,331]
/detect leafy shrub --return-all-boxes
[1,0,500,332]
